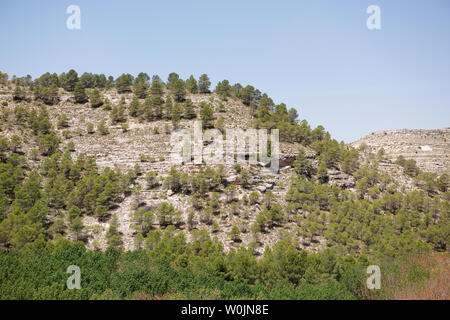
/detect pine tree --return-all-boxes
[57,114,69,129]
[150,80,164,96]
[437,174,448,192]
[73,82,87,103]
[151,95,164,119]
[12,86,26,101]
[294,149,311,176]
[200,102,214,128]
[134,81,148,99]
[172,79,186,102]
[39,132,60,156]
[67,205,82,221]
[80,72,95,88]
[215,80,231,98]
[229,225,241,242]
[317,161,328,184]
[167,72,179,91]
[98,119,109,135]
[135,72,150,84]
[62,69,79,92]
[90,88,103,108]
[164,97,173,120]
[128,96,141,117]
[288,108,299,124]
[70,216,84,241]
[0,137,10,161]
[115,73,133,93]
[102,98,112,110]
[106,75,114,89]
[157,202,180,227]
[142,97,153,121]
[171,103,183,129]
[186,75,198,93]
[404,159,420,177]
[95,205,109,221]
[134,73,149,99]
[241,85,256,105]
[145,171,158,189]
[110,98,127,123]
[184,99,196,119]
[10,135,21,153]
[198,74,211,93]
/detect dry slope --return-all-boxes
[352,128,450,175]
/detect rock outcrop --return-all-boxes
[352,128,450,175]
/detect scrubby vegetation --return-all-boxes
[0,70,448,300]
[0,230,445,300]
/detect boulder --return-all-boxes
[256,185,266,193]
[225,175,238,184]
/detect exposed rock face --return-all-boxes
[3,81,447,255]
[327,169,355,188]
[24,91,305,252]
[279,147,315,168]
[352,128,450,175]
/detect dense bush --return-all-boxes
[0,234,362,300]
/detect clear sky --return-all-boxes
[1,0,449,142]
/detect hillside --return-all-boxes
[352,129,450,175]
[0,71,448,300]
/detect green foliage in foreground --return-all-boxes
[0,233,367,300]
[1,231,436,300]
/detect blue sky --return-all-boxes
[1,0,449,142]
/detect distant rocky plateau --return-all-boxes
[352,128,450,175]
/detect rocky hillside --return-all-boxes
[0,73,448,260]
[0,86,304,252]
[352,129,450,175]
